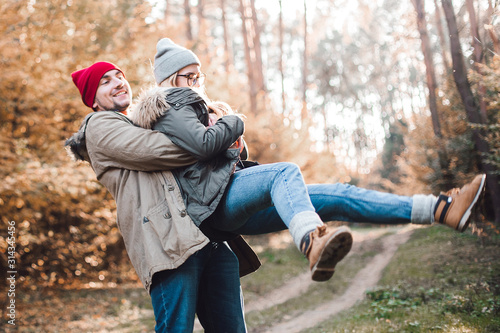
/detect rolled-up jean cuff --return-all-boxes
[411,194,437,224]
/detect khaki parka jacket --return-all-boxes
[66,111,260,292]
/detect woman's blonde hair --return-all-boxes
[159,73,178,88]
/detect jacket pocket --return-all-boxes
[143,200,174,252]
[144,199,207,257]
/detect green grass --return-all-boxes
[305,226,500,332]
[241,241,309,298]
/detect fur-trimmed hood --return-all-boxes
[129,86,206,129]
[65,112,96,162]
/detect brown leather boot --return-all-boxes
[434,174,486,232]
[301,225,353,282]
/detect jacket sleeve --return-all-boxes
[154,104,245,161]
[85,111,196,173]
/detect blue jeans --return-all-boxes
[208,162,413,234]
[208,162,315,231]
[150,242,246,333]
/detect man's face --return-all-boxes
[93,69,132,112]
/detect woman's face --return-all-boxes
[176,64,205,88]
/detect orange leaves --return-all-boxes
[0,153,133,291]
[0,0,166,294]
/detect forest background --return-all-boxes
[0,0,499,299]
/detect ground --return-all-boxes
[8,225,419,332]
[252,226,414,333]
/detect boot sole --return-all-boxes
[457,174,486,232]
[311,227,353,282]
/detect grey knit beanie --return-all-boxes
[154,38,201,84]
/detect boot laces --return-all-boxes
[316,225,327,237]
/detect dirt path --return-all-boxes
[194,226,415,332]
[263,226,414,332]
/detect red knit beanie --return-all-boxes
[71,62,124,108]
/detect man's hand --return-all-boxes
[207,113,218,127]
[229,136,244,153]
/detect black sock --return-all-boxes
[300,232,312,255]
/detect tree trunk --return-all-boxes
[466,0,483,63]
[302,0,309,123]
[184,0,193,41]
[250,0,265,92]
[441,0,500,224]
[433,0,451,73]
[486,0,500,53]
[466,0,488,123]
[197,0,205,42]
[220,0,233,73]
[278,0,286,114]
[239,0,257,112]
[412,0,442,138]
[412,0,452,186]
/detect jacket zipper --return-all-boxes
[160,172,187,217]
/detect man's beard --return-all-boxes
[96,96,130,112]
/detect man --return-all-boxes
[67,62,258,333]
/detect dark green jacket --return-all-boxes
[132,87,244,231]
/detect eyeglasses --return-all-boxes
[177,72,206,87]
